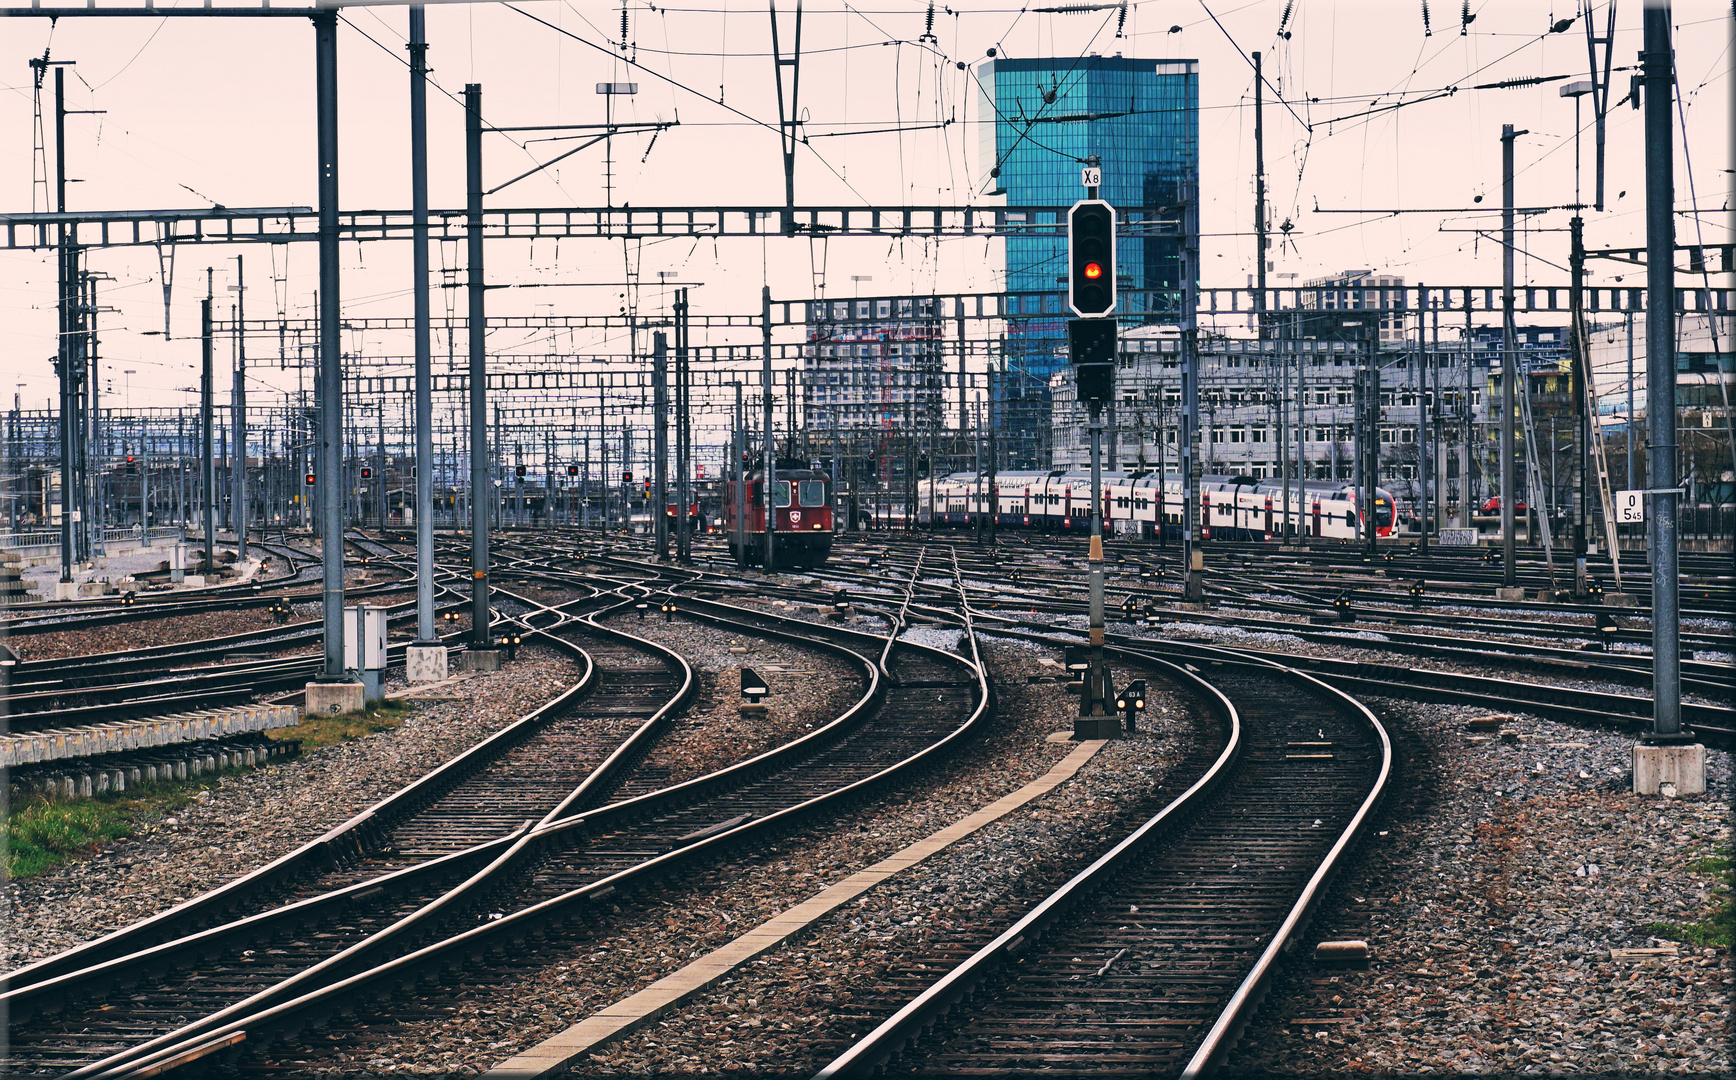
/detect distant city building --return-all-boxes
[801,297,945,433]
[1044,319,1635,524]
[1298,270,1409,345]
[978,54,1199,467]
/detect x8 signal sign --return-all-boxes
[1067,200,1116,317]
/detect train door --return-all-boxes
[1311,499,1322,538]
[1263,497,1274,540]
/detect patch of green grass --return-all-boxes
[5,700,417,881]
[1647,847,1733,951]
[4,768,248,881]
[265,698,415,750]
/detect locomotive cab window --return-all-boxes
[773,482,792,507]
[799,480,826,506]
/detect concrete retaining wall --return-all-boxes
[1,703,301,767]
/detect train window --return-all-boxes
[1345,510,1356,526]
[773,481,792,507]
[799,480,826,506]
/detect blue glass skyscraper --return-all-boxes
[977,55,1198,465]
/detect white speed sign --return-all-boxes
[1615,489,1645,523]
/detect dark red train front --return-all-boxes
[723,468,834,567]
[664,499,706,533]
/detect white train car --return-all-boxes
[919,471,1395,541]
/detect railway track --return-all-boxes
[0,600,694,1077]
[819,648,1389,1078]
[42,550,990,1076]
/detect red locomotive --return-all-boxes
[665,499,705,533]
[723,468,834,567]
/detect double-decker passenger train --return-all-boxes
[917,471,1395,541]
[722,468,835,566]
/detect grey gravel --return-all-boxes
[596,613,868,798]
[315,639,1204,1076]
[1226,698,1732,1077]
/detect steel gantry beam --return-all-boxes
[205,284,1731,337]
[0,205,1179,250]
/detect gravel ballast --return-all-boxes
[1224,699,1732,1077]
[596,614,867,800]
[298,639,1211,1076]
[1,644,586,970]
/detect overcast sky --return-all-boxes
[0,0,1728,411]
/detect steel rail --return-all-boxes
[1,601,596,995]
[814,653,1241,1080]
[86,558,987,1077]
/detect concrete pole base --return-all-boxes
[1494,586,1527,601]
[1073,715,1121,740]
[459,648,503,672]
[406,644,450,683]
[1632,741,1706,797]
[182,574,207,589]
[1604,592,1640,607]
[304,680,366,717]
[54,580,80,601]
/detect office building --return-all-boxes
[978,54,1199,466]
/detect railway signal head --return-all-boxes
[1115,680,1147,731]
[121,590,136,606]
[515,464,527,480]
[567,464,579,477]
[1408,579,1426,604]
[305,472,317,486]
[1068,318,1116,406]
[661,600,676,621]
[1068,200,1116,317]
[361,466,372,480]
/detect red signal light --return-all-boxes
[1084,262,1104,280]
